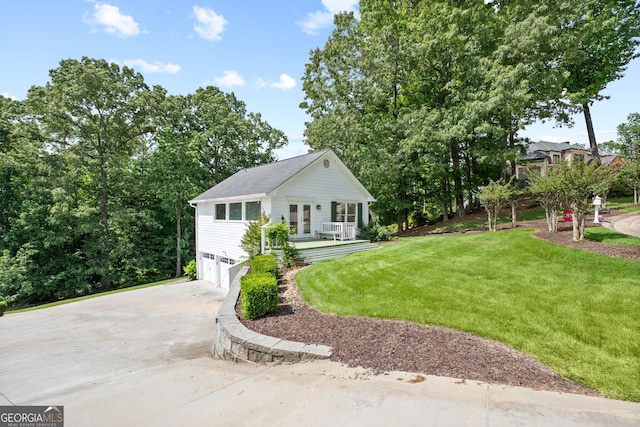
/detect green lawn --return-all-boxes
[586,227,640,247]
[296,229,640,401]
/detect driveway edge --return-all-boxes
[212,266,332,362]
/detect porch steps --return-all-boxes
[295,240,379,264]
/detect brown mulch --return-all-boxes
[236,214,638,397]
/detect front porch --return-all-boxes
[292,238,379,264]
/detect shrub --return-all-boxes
[183,260,197,280]
[250,254,279,277]
[360,221,392,242]
[265,221,289,249]
[240,213,271,258]
[280,244,299,268]
[0,300,7,316]
[240,273,278,320]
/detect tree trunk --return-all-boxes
[441,174,449,222]
[487,210,493,231]
[450,139,465,218]
[583,102,601,165]
[509,131,517,177]
[175,194,183,278]
[99,164,112,289]
[571,208,580,242]
[511,202,517,228]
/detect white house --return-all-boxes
[189,149,376,289]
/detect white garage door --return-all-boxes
[201,253,217,284]
[200,253,236,289]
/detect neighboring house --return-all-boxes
[600,154,625,167]
[189,149,376,288]
[516,141,592,180]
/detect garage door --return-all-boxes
[200,253,236,289]
[201,253,217,284]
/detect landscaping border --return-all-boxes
[211,266,332,362]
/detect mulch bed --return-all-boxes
[236,214,638,397]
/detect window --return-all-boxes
[215,204,226,220]
[229,202,242,221]
[245,201,261,221]
[552,154,560,163]
[289,204,298,235]
[574,154,584,163]
[336,202,356,223]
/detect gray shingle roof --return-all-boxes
[526,141,586,153]
[190,149,330,202]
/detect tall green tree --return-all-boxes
[189,86,286,185]
[149,95,208,278]
[616,112,640,161]
[26,57,166,289]
[558,0,640,164]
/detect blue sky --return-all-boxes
[1,1,638,160]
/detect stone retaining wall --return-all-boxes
[212,266,332,362]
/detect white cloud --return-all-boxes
[83,3,140,38]
[258,74,297,91]
[214,71,245,88]
[123,59,181,74]
[1,92,18,100]
[193,6,227,41]
[322,0,359,14]
[299,0,359,35]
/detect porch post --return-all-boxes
[261,225,267,254]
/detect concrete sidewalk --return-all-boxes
[1,281,639,426]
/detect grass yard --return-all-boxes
[586,227,640,247]
[296,229,640,401]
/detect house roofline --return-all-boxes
[188,193,268,205]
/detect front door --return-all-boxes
[289,203,312,239]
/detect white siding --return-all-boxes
[270,154,370,236]
[195,197,271,267]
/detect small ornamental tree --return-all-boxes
[559,160,608,242]
[528,166,565,233]
[619,159,640,204]
[477,180,512,231]
[240,213,271,258]
[509,184,528,228]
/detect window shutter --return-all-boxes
[331,201,337,222]
[357,203,363,228]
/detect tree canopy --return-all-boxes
[0,57,286,306]
[300,0,639,231]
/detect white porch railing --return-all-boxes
[317,222,356,241]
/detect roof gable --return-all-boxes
[190,149,358,203]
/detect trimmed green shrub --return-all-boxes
[240,273,278,320]
[360,220,392,242]
[250,254,279,277]
[0,300,7,316]
[183,260,197,280]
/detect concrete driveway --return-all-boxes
[603,211,640,237]
[1,280,639,426]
